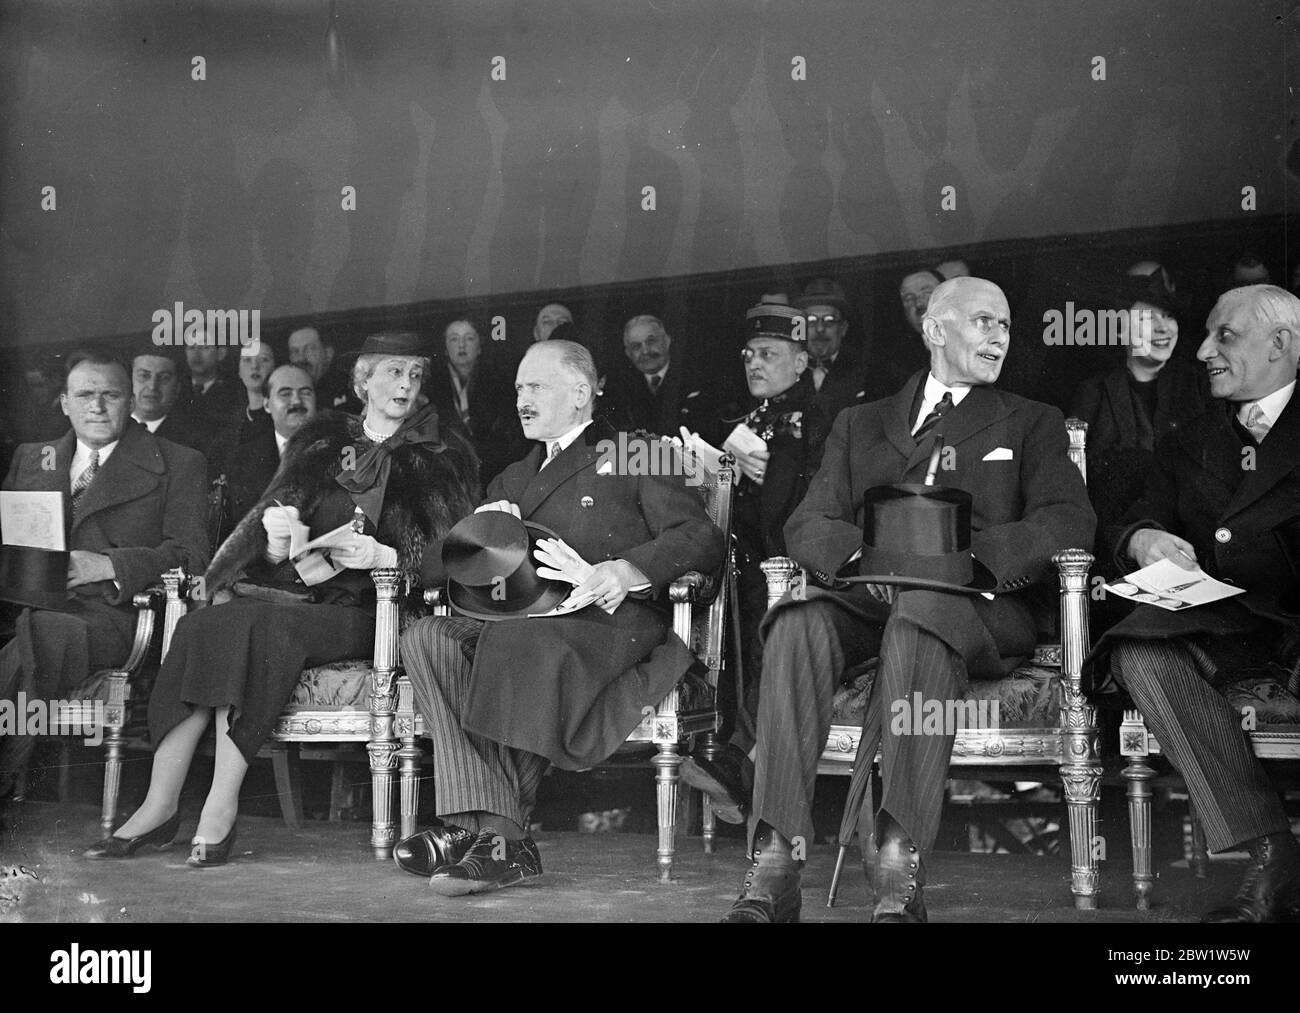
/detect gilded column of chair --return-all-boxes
[367,567,402,858]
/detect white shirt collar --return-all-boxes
[274,430,291,456]
[544,419,594,462]
[1238,380,1295,431]
[72,438,118,483]
[912,373,972,434]
[132,413,165,433]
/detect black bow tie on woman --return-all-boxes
[336,404,447,528]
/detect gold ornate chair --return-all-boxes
[759,418,1102,909]
[95,567,414,859]
[31,569,187,835]
[399,449,735,882]
[1119,666,1300,909]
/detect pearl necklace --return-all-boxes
[362,420,392,444]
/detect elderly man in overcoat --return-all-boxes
[720,277,1095,923]
[395,339,724,894]
[1089,284,1300,922]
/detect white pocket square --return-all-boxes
[982,447,1013,461]
[596,459,614,475]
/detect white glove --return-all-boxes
[533,537,595,586]
[261,505,300,563]
[330,532,398,571]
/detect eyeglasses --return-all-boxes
[740,348,788,364]
[804,314,842,327]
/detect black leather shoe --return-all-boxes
[186,823,238,868]
[427,829,542,897]
[82,812,181,860]
[720,823,802,923]
[872,818,927,923]
[394,822,476,878]
[681,744,753,825]
[1203,832,1300,923]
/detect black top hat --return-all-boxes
[443,512,572,621]
[0,545,73,611]
[745,303,807,344]
[793,278,850,314]
[839,483,998,595]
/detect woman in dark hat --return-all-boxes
[1069,274,1211,564]
[84,332,480,864]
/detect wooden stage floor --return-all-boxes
[0,801,1249,924]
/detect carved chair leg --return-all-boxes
[1123,757,1156,910]
[652,742,682,884]
[398,731,422,842]
[1188,802,1209,879]
[698,731,721,855]
[100,725,125,837]
[268,742,304,830]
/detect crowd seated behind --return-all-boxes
[6,255,1300,922]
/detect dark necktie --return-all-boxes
[71,449,100,516]
[913,391,953,442]
[648,374,662,395]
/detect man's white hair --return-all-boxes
[922,276,1006,329]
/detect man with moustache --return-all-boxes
[717,277,1094,922]
[223,364,318,535]
[289,326,355,412]
[680,303,828,819]
[1088,285,1300,922]
[610,315,709,438]
[0,351,209,796]
[393,340,724,894]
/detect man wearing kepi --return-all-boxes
[1088,284,1300,923]
[719,277,1094,922]
[395,339,724,894]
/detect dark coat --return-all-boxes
[1088,394,1300,671]
[1069,357,1211,551]
[222,424,282,539]
[425,360,525,484]
[422,419,726,769]
[2,423,210,691]
[606,359,713,441]
[770,372,1097,680]
[205,409,480,609]
[810,347,871,426]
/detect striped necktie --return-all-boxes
[541,441,561,470]
[913,391,954,442]
[71,448,100,515]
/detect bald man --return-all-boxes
[1088,285,1300,922]
[716,277,1094,922]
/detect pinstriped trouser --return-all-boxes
[1111,637,1288,853]
[752,599,963,854]
[400,616,548,829]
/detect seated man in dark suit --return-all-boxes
[718,277,1095,922]
[608,315,711,438]
[1088,284,1300,923]
[222,364,317,537]
[393,340,724,894]
[0,351,210,795]
[130,351,202,453]
[680,302,829,816]
[793,278,868,425]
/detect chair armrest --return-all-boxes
[669,571,718,605]
[1053,549,1094,691]
[760,556,804,608]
